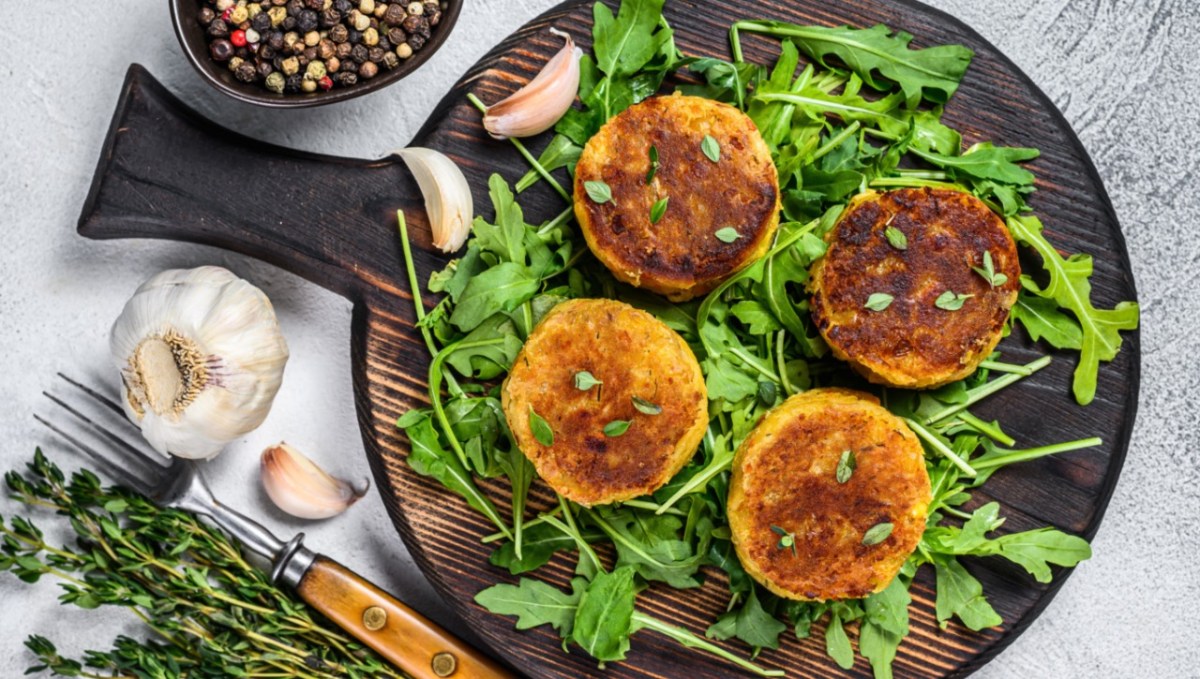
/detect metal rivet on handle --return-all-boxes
[432,651,457,677]
[362,606,387,631]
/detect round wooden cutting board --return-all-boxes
[79,0,1139,676]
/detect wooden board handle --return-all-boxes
[296,555,515,679]
[77,65,431,301]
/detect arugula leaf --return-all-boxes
[1008,214,1139,404]
[489,522,604,575]
[982,529,1093,583]
[703,355,759,403]
[475,577,583,634]
[735,20,974,105]
[443,313,523,380]
[573,566,638,662]
[472,175,528,265]
[1011,291,1084,350]
[706,587,788,650]
[448,263,540,332]
[731,300,782,335]
[592,0,670,77]
[825,613,855,670]
[397,410,509,536]
[590,507,706,588]
[911,143,1039,186]
[517,134,582,193]
[933,555,1002,631]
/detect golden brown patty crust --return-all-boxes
[728,388,930,601]
[574,94,780,301]
[810,188,1020,389]
[501,299,707,506]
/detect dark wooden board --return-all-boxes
[78,0,1140,676]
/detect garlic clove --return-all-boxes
[261,442,369,520]
[396,147,474,254]
[482,29,582,140]
[110,266,289,460]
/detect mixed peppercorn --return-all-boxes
[197,0,444,94]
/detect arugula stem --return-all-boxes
[978,359,1035,376]
[619,499,687,516]
[631,612,785,677]
[810,122,862,162]
[905,417,977,477]
[545,497,604,575]
[776,330,797,395]
[466,93,571,203]
[536,206,575,237]
[973,437,1102,471]
[428,337,507,468]
[923,356,1052,425]
[481,507,562,543]
[957,410,1016,447]
[398,210,460,394]
[755,92,893,121]
[869,177,964,190]
[656,441,732,514]
[728,347,782,384]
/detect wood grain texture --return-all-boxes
[296,556,515,679]
[77,0,1140,676]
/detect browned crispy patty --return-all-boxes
[728,388,930,601]
[810,188,1021,389]
[501,299,708,506]
[574,94,780,301]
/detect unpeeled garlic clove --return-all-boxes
[396,147,474,253]
[261,442,368,520]
[482,29,582,140]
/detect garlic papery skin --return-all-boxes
[482,29,582,140]
[396,146,474,253]
[261,443,368,520]
[109,266,289,460]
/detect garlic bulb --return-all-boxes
[110,266,289,459]
[482,28,582,140]
[261,442,368,520]
[396,146,474,253]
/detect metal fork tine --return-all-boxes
[57,372,127,418]
[41,390,167,478]
[32,413,153,496]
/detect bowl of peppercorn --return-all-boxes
[173,0,459,107]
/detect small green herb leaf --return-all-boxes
[771,525,797,556]
[631,396,662,415]
[603,420,631,437]
[885,225,908,250]
[935,290,974,311]
[646,145,659,184]
[971,251,1008,288]
[757,380,777,406]
[863,522,895,546]
[650,197,669,223]
[836,450,856,484]
[701,134,721,162]
[574,371,602,391]
[865,293,894,311]
[584,180,612,204]
[529,407,554,446]
[714,226,741,243]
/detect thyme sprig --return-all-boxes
[2,450,402,679]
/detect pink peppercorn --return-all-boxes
[230,29,247,47]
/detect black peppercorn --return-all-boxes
[351,43,369,63]
[334,0,352,11]
[296,9,318,32]
[286,0,304,15]
[259,44,277,59]
[424,3,441,26]
[386,26,406,45]
[382,3,406,25]
[267,30,285,50]
[251,11,272,32]
[303,46,318,62]
[368,46,385,62]
[378,36,391,51]
[320,8,341,27]
[305,0,323,9]
[348,29,362,43]
[257,61,275,79]
[407,32,426,50]
[235,61,258,82]
[284,73,303,92]
[209,38,235,61]
[337,71,358,86]
[281,16,297,30]
[383,51,400,69]
[401,15,430,39]
[235,46,250,59]
[335,41,353,58]
[208,18,230,38]
[198,7,216,24]
[359,61,378,78]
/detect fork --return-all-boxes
[36,374,513,679]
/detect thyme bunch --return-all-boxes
[1,449,404,679]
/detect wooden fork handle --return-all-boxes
[295,556,515,679]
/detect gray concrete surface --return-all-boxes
[1,0,1195,676]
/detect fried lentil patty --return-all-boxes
[501,299,707,506]
[574,94,780,301]
[810,188,1021,389]
[727,388,930,601]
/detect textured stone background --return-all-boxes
[0,0,1195,676]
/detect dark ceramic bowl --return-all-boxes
[170,0,460,108]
